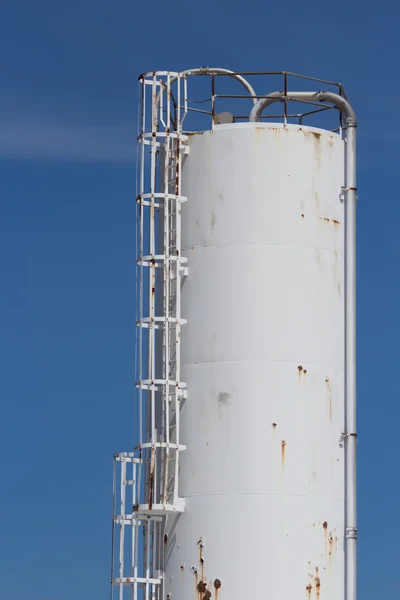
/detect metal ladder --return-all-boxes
[111,73,188,600]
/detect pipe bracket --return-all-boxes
[346,527,358,540]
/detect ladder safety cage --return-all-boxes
[111,72,189,600]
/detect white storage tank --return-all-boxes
[111,71,358,600]
[165,122,345,599]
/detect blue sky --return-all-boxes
[0,0,398,598]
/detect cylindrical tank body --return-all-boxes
[165,123,345,599]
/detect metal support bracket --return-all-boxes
[346,527,358,539]
[339,432,358,447]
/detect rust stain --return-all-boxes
[214,578,221,600]
[148,452,155,510]
[319,216,341,227]
[338,281,341,296]
[306,566,314,598]
[325,377,332,423]
[329,531,334,559]
[323,520,328,548]
[281,440,286,473]
[198,540,205,580]
[315,568,321,600]
[298,365,307,380]
[197,582,207,594]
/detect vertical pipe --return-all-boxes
[110,457,116,600]
[249,89,357,600]
[345,123,357,600]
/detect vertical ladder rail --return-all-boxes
[162,73,171,508]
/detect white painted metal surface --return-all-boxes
[163,122,345,600]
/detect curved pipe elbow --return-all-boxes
[249,90,357,127]
[183,68,258,106]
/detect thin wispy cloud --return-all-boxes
[0,123,136,162]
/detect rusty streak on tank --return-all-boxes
[318,216,341,229]
[315,568,321,600]
[148,454,155,510]
[329,531,334,559]
[323,521,328,549]
[214,578,221,600]
[281,440,287,473]
[325,377,332,423]
[298,365,307,380]
[199,543,205,580]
